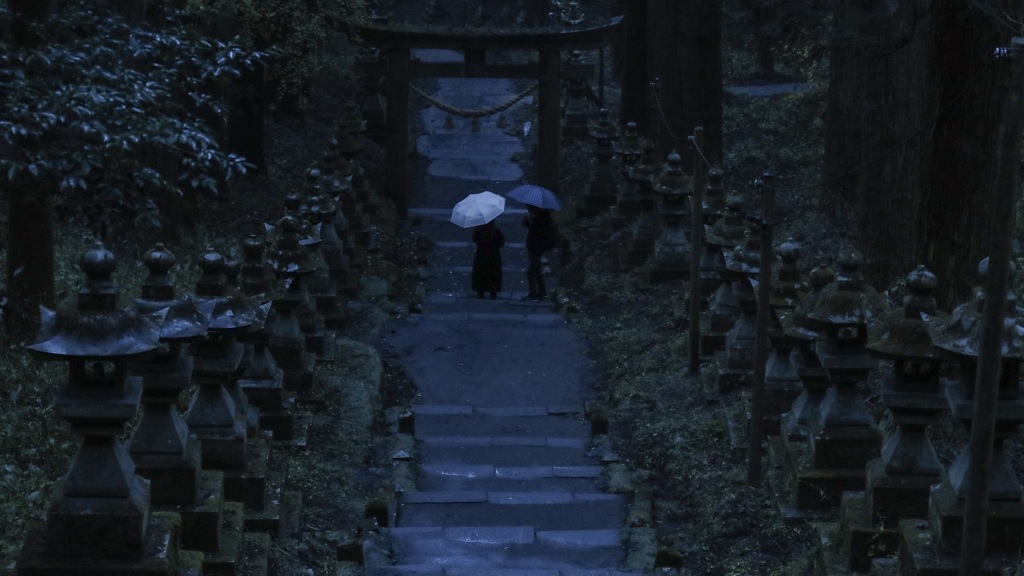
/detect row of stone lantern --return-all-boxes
[567,120,1024,572]
[752,250,1024,574]
[15,101,382,575]
[558,109,1024,573]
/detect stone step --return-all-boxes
[398,492,628,531]
[365,565,648,575]
[416,300,562,318]
[386,526,628,572]
[418,463,603,493]
[413,405,588,439]
[418,438,594,467]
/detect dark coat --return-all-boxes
[472,222,505,294]
[523,209,556,254]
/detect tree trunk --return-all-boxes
[617,0,648,131]
[6,0,55,342]
[6,177,55,341]
[753,1,776,77]
[823,0,928,290]
[646,0,723,168]
[823,0,1007,307]
[916,1,1007,306]
[227,62,267,174]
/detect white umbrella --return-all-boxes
[451,191,506,228]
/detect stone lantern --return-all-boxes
[234,235,292,441]
[186,248,261,471]
[578,108,618,218]
[718,224,761,392]
[613,121,647,170]
[762,239,808,434]
[561,51,589,141]
[910,257,1024,563]
[238,234,277,299]
[335,102,367,161]
[820,265,949,572]
[19,242,174,569]
[700,194,749,355]
[694,166,729,307]
[336,102,381,224]
[130,243,215,507]
[866,266,946,510]
[617,141,658,268]
[800,247,887,509]
[780,264,836,440]
[560,0,584,26]
[354,47,386,142]
[650,150,692,282]
[265,215,317,394]
[323,138,360,276]
[282,191,331,358]
[304,191,350,330]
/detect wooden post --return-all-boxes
[688,127,705,375]
[748,180,774,487]
[537,48,562,193]
[960,37,1024,575]
[385,46,411,218]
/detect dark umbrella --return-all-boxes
[506,183,563,211]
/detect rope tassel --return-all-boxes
[497,113,508,129]
[444,114,454,130]
[471,118,480,132]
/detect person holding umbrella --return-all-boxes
[523,205,558,301]
[450,191,506,299]
[506,184,562,301]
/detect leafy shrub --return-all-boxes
[185,0,367,111]
[0,3,259,235]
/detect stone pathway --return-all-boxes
[373,50,645,576]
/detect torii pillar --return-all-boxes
[536,47,562,194]
[385,45,410,218]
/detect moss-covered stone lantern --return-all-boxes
[20,242,169,567]
[650,150,692,281]
[130,243,215,507]
[186,248,260,470]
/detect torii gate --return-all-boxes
[350,18,622,216]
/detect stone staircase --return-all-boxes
[368,51,649,576]
[379,405,633,575]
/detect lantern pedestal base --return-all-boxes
[133,440,201,507]
[18,511,183,576]
[926,480,1024,555]
[41,477,151,559]
[897,516,1019,576]
[865,458,940,526]
[810,424,882,470]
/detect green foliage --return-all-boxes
[722,89,826,187]
[186,0,366,110]
[0,4,258,234]
[0,347,76,564]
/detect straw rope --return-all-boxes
[410,81,538,119]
